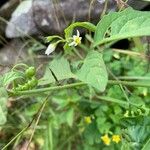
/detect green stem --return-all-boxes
[9,82,86,96]
[96,96,129,106]
[100,0,108,18]
[2,96,49,150]
[2,127,27,150]
[72,47,84,59]
[12,63,29,71]
[108,80,150,87]
[9,80,150,97]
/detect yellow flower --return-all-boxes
[69,30,82,46]
[101,134,111,146]
[112,135,121,143]
[84,116,92,124]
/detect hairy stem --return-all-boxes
[9,80,150,97]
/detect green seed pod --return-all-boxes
[15,84,23,91]
[21,83,30,91]
[28,76,38,88]
[25,67,36,78]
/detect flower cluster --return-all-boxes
[101,134,121,146]
[45,30,82,55]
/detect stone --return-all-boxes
[5,0,39,38]
[5,0,150,38]
[0,0,20,37]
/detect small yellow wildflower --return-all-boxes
[69,30,82,46]
[101,134,111,146]
[84,116,92,124]
[112,135,121,143]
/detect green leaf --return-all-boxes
[94,8,150,47]
[84,122,100,145]
[39,57,75,85]
[121,142,131,150]
[125,124,150,149]
[142,138,150,150]
[0,87,8,126]
[64,22,96,51]
[0,71,23,87]
[76,51,108,91]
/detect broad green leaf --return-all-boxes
[84,122,100,145]
[0,87,8,125]
[49,57,74,80]
[121,142,131,150]
[125,125,150,149]
[39,57,74,85]
[64,22,96,51]
[142,138,150,150]
[0,71,24,87]
[94,8,150,47]
[76,51,108,91]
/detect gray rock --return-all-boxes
[5,0,115,38]
[5,0,39,38]
[0,0,20,37]
[5,0,149,38]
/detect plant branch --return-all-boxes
[8,80,150,97]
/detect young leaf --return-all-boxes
[76,51,108,92]
[142,138,150,150]
[94,8,150,46]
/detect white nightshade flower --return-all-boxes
[69,30,82,47]
[45,43,56,55]
[97,0,105,4]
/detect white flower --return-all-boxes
[69,30,82,47]
[97,0,105,4]
[45,43,56,55]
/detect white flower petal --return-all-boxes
[76,30,80,37]
[73,35,77,40]
[45,43,56,55]
[69,30,82,47]
[69,41,76,46]
[74,43,78,46]
[97,0,105,4]
[79,37,82,40]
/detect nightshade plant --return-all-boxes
[0,7,150,150]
